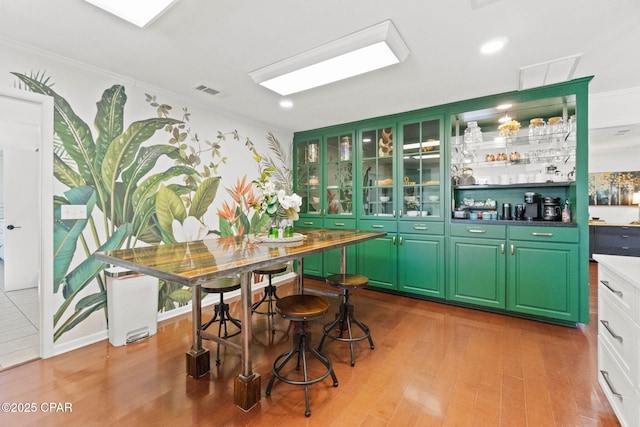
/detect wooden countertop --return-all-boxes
[95,228,386,287]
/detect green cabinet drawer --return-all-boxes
[399,221,444,235]
[296,217,323,228]
[450,223,506,239]
[509,225,578,243]
[324,218,356,229]
[358,220,398,233]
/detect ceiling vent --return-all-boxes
[194,84,221,96]
[518,53,582,90]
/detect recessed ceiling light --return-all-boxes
[249,20,410,96]
[480,37,508,54]
[496,103,512,110]
[279,100,294,109]
[84,0,180,28]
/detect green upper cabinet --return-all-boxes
[324,130,355,218]
[294,135,323,216]
[360,124,396,220]
[398,115,444,220]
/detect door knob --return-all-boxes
[7,225,21,230]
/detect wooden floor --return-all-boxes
[0,263,620,426]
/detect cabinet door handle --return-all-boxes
[303,221,314,225]
[600,280,623,297]
[467,229,486,233]
[399,210,403,218]
[531,232,554,237]
[399,236,403,245]
[333,222,345,227]
[600,370,623,400]
[622,247,630,250]
[372,224,385,229]
[501,243,504,254]
[393,210,396,218]
[511,244,514,255]
[621,235,629,238]
[413,225,428,230]
[392,236,396,245]
[600,320,623,342]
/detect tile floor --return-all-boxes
[0,261,40,370]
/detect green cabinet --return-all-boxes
[292,77,591,325]
[506,225,579,321]
[507,240,578,321]
[448,223,580,321]
[294,129,357,278]
[449,224,506,309]
[398,227,445,298]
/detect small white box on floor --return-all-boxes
[106,267,158,346]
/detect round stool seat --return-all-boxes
[201,277,241,293]
[326,274,369,290]
[276,294,330,321]
[254,263,288,276]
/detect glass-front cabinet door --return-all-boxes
[399,117,443,219]
[360,125,396,218]
[325,131,354,217]
[294,136,322,216]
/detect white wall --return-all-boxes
[589,87,640,224]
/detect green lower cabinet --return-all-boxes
[448,237,506,309]
[302,253,324,277]
[398,234,445,298]
[507,240,579,321]
[324,246,357,276]
[358,234,398,290]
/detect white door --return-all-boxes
[0,95,41,291]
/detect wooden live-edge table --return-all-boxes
[95,228,386,411]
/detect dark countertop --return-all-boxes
[452,219,577,227]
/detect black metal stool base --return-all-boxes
[252,284,279,334]
[201,295,241,364]
[265,321,338,417]
[318,290,374,366]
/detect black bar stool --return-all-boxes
[201,277,242,364]
[265,294,338,417]
[318,274,374,366]
[252,263,287,334]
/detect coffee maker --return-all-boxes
[524,192,541,221]
[542,197,562,221]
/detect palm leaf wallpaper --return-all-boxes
[11,72,291,342]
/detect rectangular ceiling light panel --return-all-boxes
[84,0,180,28]
[249,20,410,96]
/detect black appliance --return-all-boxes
[502,203,512,220]
[542,196,562,221]
[515,204,525,220]
[524,192,541,221]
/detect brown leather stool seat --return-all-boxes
[265,294,338,417]
[318,274,374,366]
[201,277,242,364]
[252,263,287,334]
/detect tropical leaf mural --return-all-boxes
[12,71,292,339]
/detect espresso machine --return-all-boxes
[524,192,541,221]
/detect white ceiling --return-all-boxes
[1,0,639,141]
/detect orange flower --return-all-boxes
[227,175,252,205]
[217,201,238,222]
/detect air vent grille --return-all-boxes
[194,85,221,96]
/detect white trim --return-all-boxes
[0,86,55,359]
